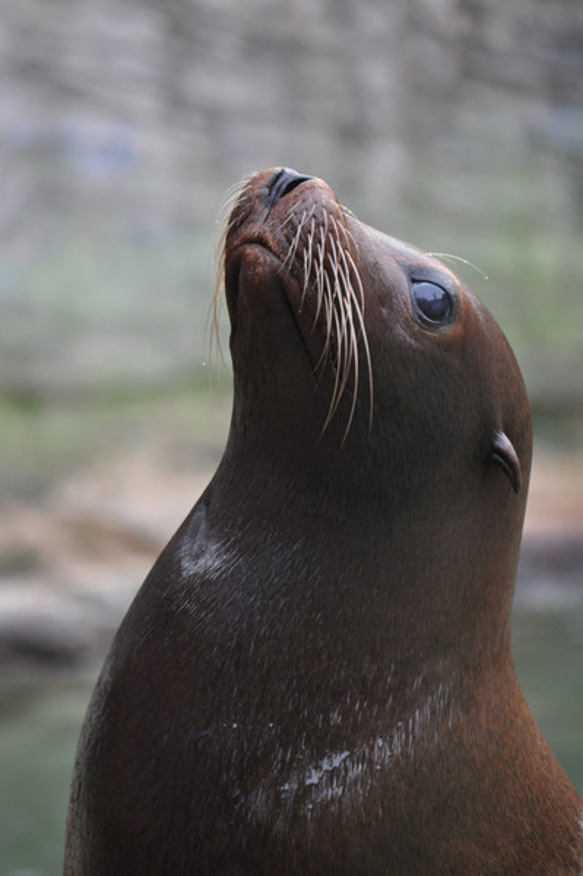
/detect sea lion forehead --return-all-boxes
[348,218,463,291]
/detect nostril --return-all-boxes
[267,168,313,206]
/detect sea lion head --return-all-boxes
[218,167,531,522]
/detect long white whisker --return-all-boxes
[344,250,374,430]
[426,252,488,281]
[281,211,306,273]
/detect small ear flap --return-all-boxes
[490,430,522,494]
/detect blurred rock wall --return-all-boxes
[4,0,582,221]
[1,0,583,402]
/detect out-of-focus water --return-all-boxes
[0,604,581,876]
[0,680,88,876]
[513,600,583,791]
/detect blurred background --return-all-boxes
[1,1,582,872]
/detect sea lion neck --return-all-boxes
[210,166,536,686]
[201,443,521,679]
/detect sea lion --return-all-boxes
[64,168,583,874]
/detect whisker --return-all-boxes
[299,208,375,439]
[321,285,346,434]
[337,207,357,245]
[426,252,489,281]
[343,249,365,312]
[217,185,374,444]
[316,264,336,377]
[328,237,356,402]
[300,216,316,310]
[339,203,358,220]
[281,210,306,273]
[344,251,374,431]
[312,229,328,328]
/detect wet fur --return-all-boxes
[65,169,583,876]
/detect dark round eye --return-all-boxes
[411,281,453,325]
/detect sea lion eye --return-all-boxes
[411,281,453,325]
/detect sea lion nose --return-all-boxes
[267,167,313,206]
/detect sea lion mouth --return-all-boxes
[216,169,374,438]
[225,240,327,397]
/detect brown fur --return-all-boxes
[65,168,582,874]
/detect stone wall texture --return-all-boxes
[1,0,583,403]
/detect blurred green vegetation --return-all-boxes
[1,227,222,404]
[0,383,232,500]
